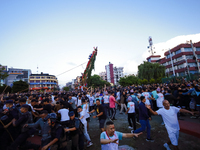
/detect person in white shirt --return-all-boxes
[77,95,82,107]
[77,105,93,147]
[116,90,121,110]
[125,96,136,130]
[58,105,70,127]
[146,100,194,150]
[142,89,151,106]
[103,91,110,118]
[89,93,95,112]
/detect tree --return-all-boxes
[12,80,29,93]
[63,86,69,91]
[0,65,8,86]
[118,75,140,86]
[88,74,110,88]
[138,61,165,81]
[149,78,155,84]
[0,84,12,93]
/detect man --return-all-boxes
[125,96,136,130]
[103,91,110,117]
[34,98,52,114]
[64,111,84,150]
[77,105,93,147]
[42,113,67,150]
[100,121,142,150]
[68,94,77,116]
[89,99,107,132]
[146,100,194,150]
[25,110,51,147]
[109,92,121,120]
[116,90,121,110]
[133,96,154,142]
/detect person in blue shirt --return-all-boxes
[133,96,154,142]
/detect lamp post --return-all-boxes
[187,40,200,73]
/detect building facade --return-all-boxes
[158,41,200,77]
[99,72,107,81]
[146,55,161,63]
[29,72,58,90]
[6,68,31,87]
[105,62,124,85]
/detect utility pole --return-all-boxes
[169,49,176,76]
[189,40,200,73]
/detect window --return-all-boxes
[197,55,200,59]
[166,54,171,59]
[188,63,197,67]
[184,48,193,52]
[196,47,200,51]
[186,55,194,59]
[30,80,34,83]
[36,77,40,79]
[177,64,184,69]
[30,76,34,79]
[175,49,181,55]
[36,80,40,83]
[174,56,183,62]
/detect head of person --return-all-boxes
[105,91,108,95]
[96,99,101,106]
[40,110,49,120]
[20,104,29,113]
[19,98,26,106]
[5,100,13,109]
[128,96,132,102]
[47,113,57,126]
[140,96,146,103]
[43,98,49,105]
[96,93,99,97]
[31,99,36,106]
[77,106,82,113]
[163,100,170,110]
[68,95,72,100]
[69,111,75,120]
[111,92,114,96]
[156,88,160,93]
[105,121,115,136]
[54,97,58,101]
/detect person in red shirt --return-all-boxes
[109,92,120,121]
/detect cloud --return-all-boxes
[142,33,200,59]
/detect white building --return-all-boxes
[113,67,124,85]
[99,72,107,81]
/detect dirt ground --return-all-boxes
[85,111,200,150]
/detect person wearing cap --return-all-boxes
[0,100,19,150]
[125,96,136,130]
[146,100,194,150]
[42,113,67,150]
[65,111,84,150]
[8,104,40,150]
[24,110,51,147]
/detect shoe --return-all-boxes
[163,143,171,150]
[87,141,93,147]
[136,121,141,125]
[146,138,154,142]
[128,126,133,129]
[190,116,196,119]
[131,130,134,133]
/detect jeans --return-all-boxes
[128,113,136,130]
[83,122,91,141]
[134,120,151,139]
[110,108,116,119]
[104,103,110,117]
[120,103,127,113]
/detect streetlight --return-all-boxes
[186,40,200,73]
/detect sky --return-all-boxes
[1,0,200,87]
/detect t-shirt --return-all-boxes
[103,95,109,103]
[142,92,151,105]
[116,92,120,100]
[79,109,87,124]
[68,98,77,109]
[109,95,116,108]
[156,93,164,108]
[77,99,82,107]
[82,103,90,118]
[89,96,94,106]
[156,106,180,133]
[127,102,135,113]
[95,104,107,120]
[58,108,69,122]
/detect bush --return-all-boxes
[149,78,155,84]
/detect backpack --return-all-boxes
[131,95,139,109]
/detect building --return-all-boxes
[146,55,161,63]
[99,72,107,81]
[66,82,72,87]
[158,41,200,77]
[6,68,32,87]
[113,67,124,85]
[29,72,58,90]
[105,62,124,85]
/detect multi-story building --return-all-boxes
[99,72,107,81]
[146,55,161,63]
[29,72,58,90]
[105,62,124,85]
[6,68,32,87]
[113,67,124,85]
[158,41,200,76]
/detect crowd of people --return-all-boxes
[0,79,200,150]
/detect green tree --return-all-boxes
[63,86,69,91]
[138,61,165,81]
[149,78,155,84]
[88,74,110,88]
[118,75,140,86]
[142,79,148,84]
[0,65,9,86]
[0,84,12,93]
[12,80,29,93]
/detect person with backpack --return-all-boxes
[41,113,67,150]
[65,111,84,150]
